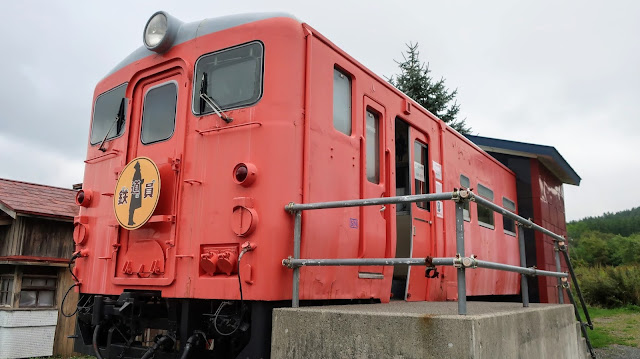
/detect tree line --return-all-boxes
[568,207,640,308]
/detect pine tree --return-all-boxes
[389,43,471,134]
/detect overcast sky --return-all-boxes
[1,1,638,221]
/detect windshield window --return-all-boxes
[193,42,263,115]
[90,83,127,145]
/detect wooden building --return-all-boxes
[0,178,78,358]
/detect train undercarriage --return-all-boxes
[74,291,277,359]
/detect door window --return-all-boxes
[414,140,430,210]
[141,82,178,144]
[366,110,380,183]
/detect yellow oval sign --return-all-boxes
[113,157,161,230]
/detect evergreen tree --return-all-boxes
[389,43,471,134]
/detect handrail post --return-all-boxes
[517,224,529,307]
[558,241,593,329]
[554,242,564,304]
[454,191,467,315]
[292,211,302,308]
[563,279,597,358]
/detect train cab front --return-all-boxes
[72,11,305,359]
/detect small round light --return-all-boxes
[233,163,258,186]
[144,13,168,48]
[235,165,248,183]
[75,189,93,207]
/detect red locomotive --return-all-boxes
[72,11,572,358]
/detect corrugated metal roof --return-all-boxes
[0,178,78,219]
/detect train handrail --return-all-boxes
[283,188,596,358]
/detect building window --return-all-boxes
[141,82,178,144]
[414,140,430,210]
[460,174,471,221]
[477,183,494,229]
[366,110,380,183]
[333,68,352,135]
[503,197,517,236]
[19,275,57,308]
[0,275,14,307]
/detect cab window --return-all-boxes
[90,83,127,145]
[193,41,264,114]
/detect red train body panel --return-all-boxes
[71,12,546,358]
[76,15,520,302]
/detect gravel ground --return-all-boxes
[594,345,640,359]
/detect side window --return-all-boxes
[477,183,494,229]
[503,197,516,236]
[414,140,430,210]
[0,275,14,307]
[141,82,178,144]
[366,110,379,183]
[90,83,127,145]
[460,174,471,221]
[19,276,57,308]
[333,68,352,135]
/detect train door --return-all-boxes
[358,97,388,277]
[406,127,433,301]
[111,67,186,286]
[392,119,410,299]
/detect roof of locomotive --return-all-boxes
[104,12,298,78]
[466,135,581,186]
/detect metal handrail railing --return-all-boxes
[283,189,595,358]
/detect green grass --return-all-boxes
[578,305,640,348]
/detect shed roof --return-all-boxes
[0,178,78,220]
[466,135,581,186]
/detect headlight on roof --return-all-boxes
[143,11,182,53]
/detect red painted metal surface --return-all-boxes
[75,15,533,304]
[531,160,569,303]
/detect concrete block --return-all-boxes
[0,309,58,359]
[271,302,583,359]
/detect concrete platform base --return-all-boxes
[271,301,588,359]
